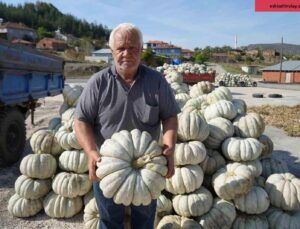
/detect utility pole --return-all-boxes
[279,37,283,83]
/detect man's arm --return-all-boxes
[162,115,178,178]
[74,118,100,181]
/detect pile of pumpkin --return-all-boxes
[215,72,256,87]
[156,63,214,75]
[7,72,300,229]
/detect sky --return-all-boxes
[3,0,300,49]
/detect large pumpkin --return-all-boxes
[20,154,57,179]
[157,215,201,229]
[203,117,234,149]
[232,214,269,229]
[265,173,300,211]
[258,135,274,159]
[166,165,203,195]
[170,82,189,94]
[84,198,99,229]
[59,150,88,173]
[200,149,226,175]
[96,129,167,206]
[157,194,173,217]
[212,162,253,200]
[206,86,232,104]
[172,187,213,217]
[221,137,263,162]
[8,193,43,218]
[189,81,214,98]
[204,100,237,121]
[52,172,92,198]
[232,99,247,116]
[239,159,262,177]
[30,129,63,155]
[266,207,300,229]
[15,175,52,199]
[165,71,183,84]
[198,198,236,229]
[177,112,209,142]
[175,93,190,109]
[233,186,270,214]
[55,126,82,150]
[174,141,207,166]
[63,84,83,107]
[182,96,208,117]
[43,191,83,218]
[61,107,75,131]
[233,113,265,138]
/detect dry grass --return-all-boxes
[248,105,300,137]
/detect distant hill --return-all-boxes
[247,43,300,56]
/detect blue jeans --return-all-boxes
[93,182,157,229]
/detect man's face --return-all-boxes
[111,29,142,75]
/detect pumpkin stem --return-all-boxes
[132,152,156,169]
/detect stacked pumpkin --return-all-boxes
[215,72,255,87]
[157,63,214,75]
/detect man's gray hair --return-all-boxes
[109,23,143,49]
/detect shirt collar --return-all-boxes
[110,64,143,81]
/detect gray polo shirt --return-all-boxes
[75,64,180,149]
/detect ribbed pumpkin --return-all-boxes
[48,117,62,132]
[61,107,75,131]
[43,191,83,218]
[239,159,263,177]
[177,112,209,142]
[20,154,57,179]
[157,194,173,217]
[266,207,300,229]
[170,82,189,94]
[8,193,43,218]
[63,84,83,107]
[200,149,226,175]
[96,129,167,206]
[157,215,202,229]
[59,150,88,173]
[258,134,274,159]
[232,99,247,115]
[206,86,232,104]
[182,96,208,117]
[175,93,191,109]
[189,81,214,98]
[204,117,234,149]
[165,71,183,84]
[198,198,236,229]
[260,158,289,179]
[55,126,82,150]
[166,165,203,195]
[265,173,300,211]
[15,175,51,199]
[52,172,92,198]
[233,113,265,138]
[172,187,213,217]
[84,198,99,229]
[232,214,269,229]
[30,129,63,155]
[204,100,237,121]
[221,137,263,162]
[174,141,207,166]
[212,162,253,200]
[233,186,270,214]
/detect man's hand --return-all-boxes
[87,150,101,181]
[163,146,175,178]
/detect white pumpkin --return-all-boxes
[157,194,173,217]
[182,96,208,117]
[206,86,232,104]
[20,154,57,179]
[30,129,63,155]
[59,150,88,173]
[170,82,189,94]
[15,175,52,199]
[63,84,83,107]
[43,191,83,218]
[232,99,247,115]
[189,81,214,98]
[265,173,300,211]
[52,172,92,198]
[48,117,62,132]
[84,198,99,229]
[221,137,263,162]
[260,158,289,179]
[233,186,270,214]
[266,207,300,229]
[96,129,167,206]
[8,193,43,218]
[177,112,209,142]
[212,162,253,200]
[173,187,213,217]
[174,141,207,166]
[232,214,269,229]
[233,113,265,138]
[55,126,82,150]
[166,165,203,195]
[175,93,191,109]
[239,159,263,177]
[165,71,183,84]
[198,198,236,229]
[204,117,234,149]
[61,107,75,131]
[204,100,237,121]
[258,135,274,159]
[157,215,202,229]
[200,149,226,175]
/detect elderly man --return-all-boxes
[74,23,180,229]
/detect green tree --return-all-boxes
[194,52,209,64]
[141,48,154,64]
[37,26,53,39]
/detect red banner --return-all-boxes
[255,0,300,12]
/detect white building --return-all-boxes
[85,49,113,64]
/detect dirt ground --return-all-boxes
[0,85,300,229]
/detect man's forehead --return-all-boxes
[114,29,140,42]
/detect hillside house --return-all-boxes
[182,49,194,59]
[0,21,37,42]
[144,40,182,58]
[85,48,113,63]
[36,38,68,51]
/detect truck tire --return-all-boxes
[0,108,26,167]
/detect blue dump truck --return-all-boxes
[0,39,64,166]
